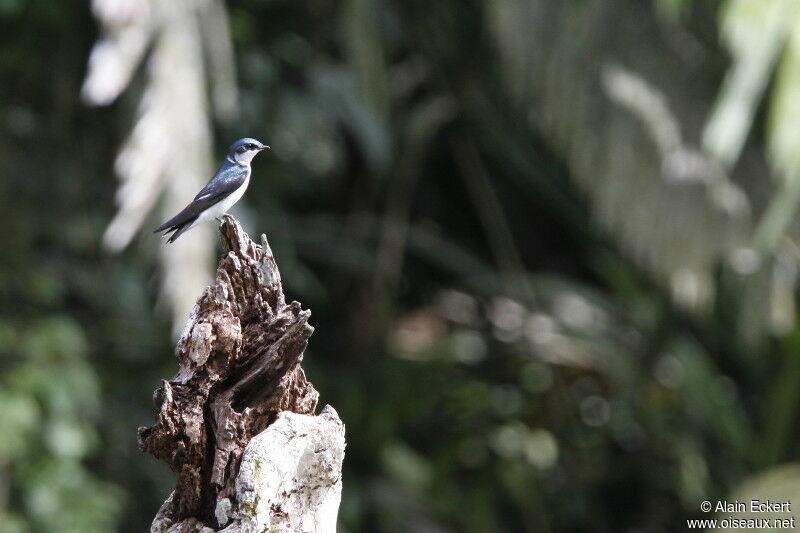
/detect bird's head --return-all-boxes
[228,138,270,164]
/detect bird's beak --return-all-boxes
[259,145,271,151]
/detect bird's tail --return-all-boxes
[155,216,198,243]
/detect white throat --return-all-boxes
[232,150,259,165]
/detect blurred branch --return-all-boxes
[602,63,749,218]
[372,96,455,298]
[450,134,535,303]
[754,179,800,252]
[754,12,800,253]
[705,0,800,254]
[702,0,796,168]
[759,328,800,468]
[344,0,391,122]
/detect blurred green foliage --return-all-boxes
[2,0,800,532]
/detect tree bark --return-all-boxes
[139,215,345,532]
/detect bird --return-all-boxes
[154,138,270,243]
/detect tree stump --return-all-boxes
[140,215,345,532]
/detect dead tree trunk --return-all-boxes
[140,215,345,532]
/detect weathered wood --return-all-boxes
[140,215,344,531]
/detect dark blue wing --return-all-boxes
[155,162,248,233]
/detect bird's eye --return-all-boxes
[247,144,256,150]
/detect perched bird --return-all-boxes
[155,138,270,242]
